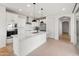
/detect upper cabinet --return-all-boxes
[6,11,27,28]
[6,12,18,24]
[17,15,26,27]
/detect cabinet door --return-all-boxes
[6,12,18,24]
[17,15,26,27]
[0,6,7,48]
[13,36,20,55]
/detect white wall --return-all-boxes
[46,16,55,38]
[0,5,7,48]
[71,14,76,45]
[47,15,60,40]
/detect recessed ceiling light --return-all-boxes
[26,4,31,7]
[18,9,22,11]
[62,8,66,11]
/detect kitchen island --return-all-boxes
[13,32,46,56]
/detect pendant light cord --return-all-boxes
[41,8,43,17]
[33,3,36,20]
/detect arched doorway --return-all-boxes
[59,16,71,43]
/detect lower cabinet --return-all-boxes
[13,33,46,56]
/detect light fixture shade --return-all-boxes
[40,21,44,23]
[41,8,43,10]
[32,19,37,22]
[33,3,36,5]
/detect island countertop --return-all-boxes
[19,31,46,41]
[12,31,46,56]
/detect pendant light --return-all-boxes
[40,8,44,23]
[32,3,37,22]
[41,8,46,19]
[41,8,43,17]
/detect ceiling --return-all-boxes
[1,3,75,18]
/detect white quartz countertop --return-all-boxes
[12,31,46,41]
[21,31,46,40]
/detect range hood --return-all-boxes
[26,16,31,24]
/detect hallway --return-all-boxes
[28,38,79,56]
[59,33,70,43]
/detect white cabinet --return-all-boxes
[13,32,46,56]
[13,35,20,56]
[17,15,26,27]
[6,12,18,31]
[0,5,7,48]
[20,32,46,56]
[6,12,18,24]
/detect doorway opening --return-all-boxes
[59,16,71,43]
